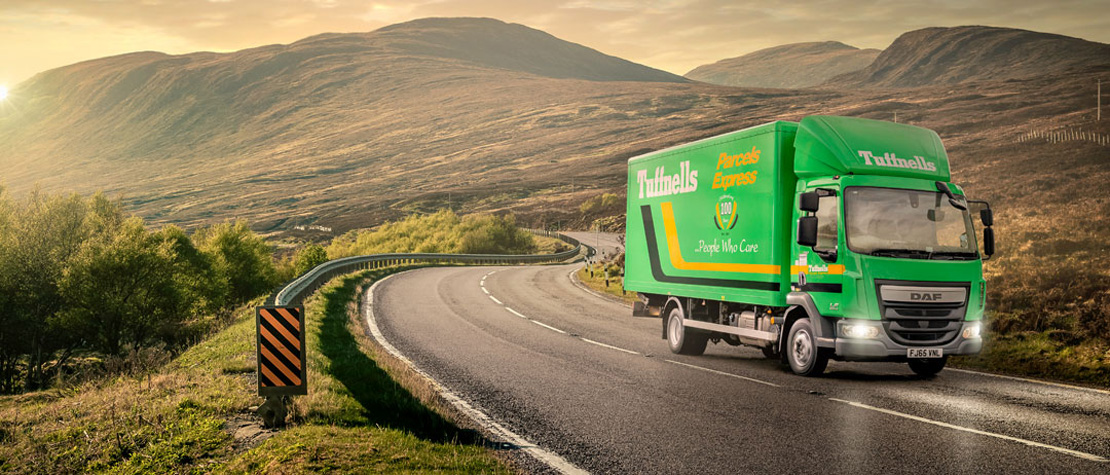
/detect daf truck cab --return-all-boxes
[624,115,994,376]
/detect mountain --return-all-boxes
[827,26,1110,88]
[0,18,1106,242]
[0,17,776,233]
[370,18,686,83]
[685,42,880,89]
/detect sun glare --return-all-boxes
[0,85,7,101]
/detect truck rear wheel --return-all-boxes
[786,318,828,376]
[666,305,708,355]
[908,356,948,377]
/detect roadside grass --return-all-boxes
[224,268,510,473]
[0,266,511,474]
[576,263,637,306]
[534,235,573,254]
[0,301,260,474]
[951,331,1110,388]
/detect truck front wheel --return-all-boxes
[786,318,829,376]
[666,305,708,355]
[908,356,948,377]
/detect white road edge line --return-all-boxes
[828,398,1108,463]
[665,359,781,388]
[481,286,490,294]
[946,368,1110,396]
[505,307,528,319]
[489,295,503,305]
[531,320,567,334]
[365,273,588,475]
[580,338,639,355]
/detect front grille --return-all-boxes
[876,280,969,346]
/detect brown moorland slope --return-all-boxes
[685,41,880,88]
[0,18,834,232]
[827,25,1110,88]
[0,18,1106,244]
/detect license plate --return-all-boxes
[907,348,943,358]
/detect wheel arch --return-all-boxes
[783,292,836,352]
[661,296,684,340]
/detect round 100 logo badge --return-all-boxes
[715,195,738,230]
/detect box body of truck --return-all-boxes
[625,116,993,376]
[625,121,796,306]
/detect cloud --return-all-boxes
[0,0,1107,86]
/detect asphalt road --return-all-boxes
[562,231,624,260]
[368,263,1110,474]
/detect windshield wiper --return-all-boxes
[869,249,977,260]
[869,249,932,259]
[928,251,978,260]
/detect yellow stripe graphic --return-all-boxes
[660,202,780,275]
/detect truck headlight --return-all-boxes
[962,323,982,339]
[842,323,881,339]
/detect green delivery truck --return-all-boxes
[624,115,995,376]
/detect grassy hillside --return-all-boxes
[827,26,1110,88]
[685,41,880,88]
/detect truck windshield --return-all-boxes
[844,186,977,259]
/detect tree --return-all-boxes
[2,190,95,389]
[194,220,278,305]
[59,218,190,356]
[158,225,228,318]
[294,244,328,276]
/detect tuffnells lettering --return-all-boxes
[637,160,698,199]
[857,150,937,172]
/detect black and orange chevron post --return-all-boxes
[256,306,307,396]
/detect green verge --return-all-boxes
[951,332,1110,388]
[0,300,257,474]
[576,264,638,306]
[0,266,510,474]
[226,268,509,473]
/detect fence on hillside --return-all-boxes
[1018,127,1110,146]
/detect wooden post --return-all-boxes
[1098,79,1101,121]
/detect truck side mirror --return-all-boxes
[983,227,995,257]
[980,208,993,226]
[799,192,819,212]
[798,216,818,247]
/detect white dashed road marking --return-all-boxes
[829,398,1108,463]
[580,337,639,355]
[665,359,781,388]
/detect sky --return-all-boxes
[2,0,1109,88]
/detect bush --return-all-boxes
[294,244,329,276]
[327,210,536,258]
[0,191,278,394]
[580,193,620,215]
[193,220,279,306]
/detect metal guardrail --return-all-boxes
[267,231,590,307]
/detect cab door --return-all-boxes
[792,186,847,317]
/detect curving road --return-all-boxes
[366,262,1110,474]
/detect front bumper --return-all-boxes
[833,320,982,361]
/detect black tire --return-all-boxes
[908,356,948,377]
[666,305,708,355]
[761,345,779,359]
[786,318,829,376]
